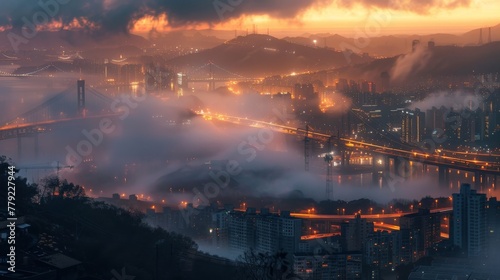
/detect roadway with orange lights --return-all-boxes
[201,112,500,173]
[0,113,120,140]
[290,207,452,220]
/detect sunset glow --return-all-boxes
[130,0,500,36]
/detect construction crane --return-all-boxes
[324,137,334,200]
[17,162,74,198]
[17,161,74,177]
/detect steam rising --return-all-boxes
[390,44,432,82]
[409,90,484,111]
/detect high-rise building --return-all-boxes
[487,197,500,258]
[228,208,257,254]
[255,209,280,253]
[361,81,376,94]
[392,229,413,266]
[294,83,315,100]
[400,209,442,260]
[425,107,446,133]
[335,79,349,92]
[452,183,487,257]
[279,211,302,254]
[379,72,390,93]
[401,109,425,143]
[226,209,302,256]
[293,252,362,280]
[341,214,374,251]
[211,209,231,248]
[364,230,394,278]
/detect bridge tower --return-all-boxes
[208,62,215,91]
[325,137,334,200]
[77,80,86,116]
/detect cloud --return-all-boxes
[0,0,473,34]
[335,0,471,14]
[0,0,329,34]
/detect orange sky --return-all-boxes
[131,0,499,37]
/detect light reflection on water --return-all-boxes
[332,163,499,199]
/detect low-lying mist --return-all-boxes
[0,76,472,208]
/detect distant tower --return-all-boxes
[380,71,390,92]
[253,24,256,34]
[428,40,435,49]
[479,28,483,45]
[412,39,420,52]
[104,59,108,78]
[77,80,85,116]
[488,27,492,43]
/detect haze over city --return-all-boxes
[0,0,499,279]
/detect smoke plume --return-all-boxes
[390,44,432,82]
[409,90,484,111]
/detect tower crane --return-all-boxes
[17,161,74,177]
[17,162,74,197]
[324,137,334,200]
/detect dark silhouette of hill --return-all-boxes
[167,34,373,77]
[330,41,500,84]
[0,158,236,280]
[0,30,150,51]
[148,30,225,50]
[284,23,500,58]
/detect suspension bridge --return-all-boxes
[0,64,69,78]
[0,79,119,160]
[174,62,260,91]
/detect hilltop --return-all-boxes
[167,34,373,77]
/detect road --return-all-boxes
[200,112,500,173]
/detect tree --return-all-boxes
[0,156,39,215]
[236,249,302,280]
[40,175,86,200]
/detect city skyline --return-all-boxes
[0,1,499,279]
